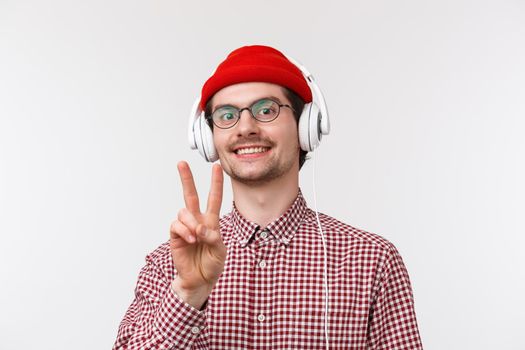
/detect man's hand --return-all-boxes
[169,161,226,309]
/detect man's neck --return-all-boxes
[231,173,299,228]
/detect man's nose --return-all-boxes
[235,109,259,136]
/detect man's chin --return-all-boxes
[228,169,279,186]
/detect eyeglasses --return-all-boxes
[206,98,294,129]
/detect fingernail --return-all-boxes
[188,235,195,243]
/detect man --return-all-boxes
[113,45,423,349]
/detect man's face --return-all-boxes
[210,82,300,186]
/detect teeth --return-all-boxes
[236,147,269,155]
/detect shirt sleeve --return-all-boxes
[367,244,423,349]
[113,249,208,350]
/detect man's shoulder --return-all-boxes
[143,241,173,275]
[147,241,171,258]
[314,210,397,254]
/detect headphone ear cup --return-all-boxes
[200,116,218,162]
[298,102,321,152]
[188,98,201,150]
[201,117,219,163]
[193,115,218,162]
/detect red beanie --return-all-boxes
[199,45,312,110]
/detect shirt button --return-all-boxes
[257,314,265,322]
[260,230,269,239]
[258,260,267,268]
[191,326,200,334]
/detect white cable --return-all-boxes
[312,152,330,350]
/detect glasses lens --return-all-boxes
[251,99,279,122]
[212,106,238,128]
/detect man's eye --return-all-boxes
[256,106,277,117]
[221,113,235,120]
[253,99,279,118]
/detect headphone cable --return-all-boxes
[312,151,330,350]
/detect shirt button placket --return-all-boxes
[253,230,272,347]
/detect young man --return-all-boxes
[113,45,423,349]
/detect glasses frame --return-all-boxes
[206,98,294,130]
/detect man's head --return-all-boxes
[198,45,312,178]
[204,82,308,186]
[205,86,308,169]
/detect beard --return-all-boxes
[226,156,295,186]
[220,137,299,186]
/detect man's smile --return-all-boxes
[234,146,270,155]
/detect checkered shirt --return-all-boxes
[113,190,423,349]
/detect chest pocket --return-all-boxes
[283,303,369,349]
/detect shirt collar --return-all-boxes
[231,188,308,247]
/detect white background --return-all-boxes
[1,0,524,349]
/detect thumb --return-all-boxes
[196,223,223,247]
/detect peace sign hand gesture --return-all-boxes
[169,161,226,309]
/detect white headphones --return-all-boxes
[188,54,330,162]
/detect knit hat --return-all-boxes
[199,45,312,110]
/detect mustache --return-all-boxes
[229,137,274,150]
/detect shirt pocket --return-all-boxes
[285,309,368,349]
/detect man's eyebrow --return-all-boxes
[212,96,285,111]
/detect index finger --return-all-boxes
[177,161,201,214]
[206,163,223,215]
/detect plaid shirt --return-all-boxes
[114,190,422,349]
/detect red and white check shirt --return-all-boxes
[114,190,422,349]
